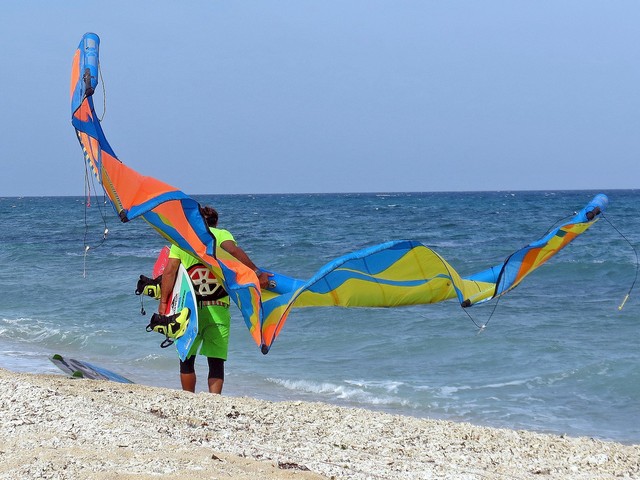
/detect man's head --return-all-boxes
[201,206,218,227]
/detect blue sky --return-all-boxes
[1,1,639,196]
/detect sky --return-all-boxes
[1,1,639,196]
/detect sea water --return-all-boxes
[0,191,638,444]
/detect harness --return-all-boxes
[135,264,229,316]
[187,264,228,306]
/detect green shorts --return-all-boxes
[187,305,231,360]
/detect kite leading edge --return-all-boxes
[71,33,608,354]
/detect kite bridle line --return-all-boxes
[82,151,110,277]
[463,277,506,333]
[601,213,638,310]
[424,245,491,331]
[543,212,576,236]
[97,60,107,122]
[80,83,110,278]
[455,207,606,333]
[457,256,512,333]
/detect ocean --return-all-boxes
[0,190,638,444]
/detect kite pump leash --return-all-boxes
[601,213,638,310]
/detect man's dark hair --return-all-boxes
[201,206,218,227]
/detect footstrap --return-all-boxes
[145,308,191,348]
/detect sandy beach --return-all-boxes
[0,368,637,480]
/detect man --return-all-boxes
[159,206,270,394]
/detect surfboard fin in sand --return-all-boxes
[146,308,191,348]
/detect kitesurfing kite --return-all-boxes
[71,33,608,354]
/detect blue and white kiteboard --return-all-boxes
[166,264,199,361]
[50,354,133,383]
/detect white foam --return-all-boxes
[266,377,416,408]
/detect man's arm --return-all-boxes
[159,257,180,314]
[220,240,272,288]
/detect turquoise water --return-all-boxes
[0,191,638,443]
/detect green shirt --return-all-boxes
[168,228,235,268]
